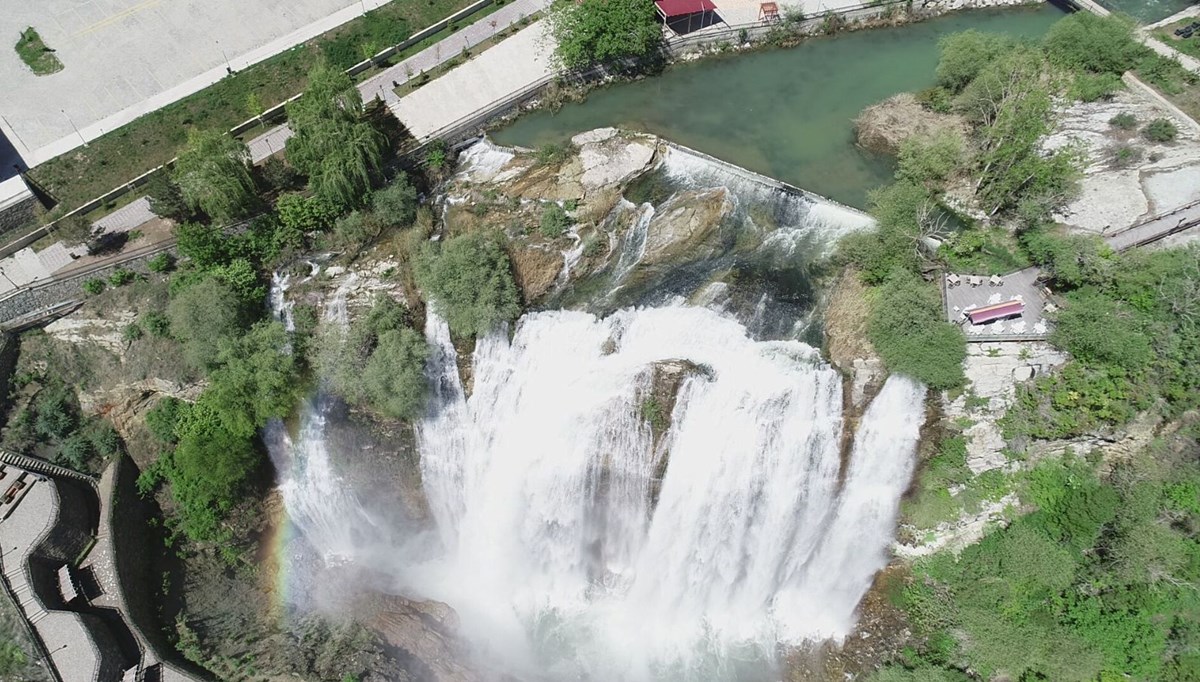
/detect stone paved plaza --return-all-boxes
[1,0,387,166]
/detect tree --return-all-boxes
[167,277,246,370]
[321,296,429,419]
[276,192,339,233]
[1043,12,1143,76]
[935,30,1015,93]
[547,0,663,70]
[415,231,522,338]
[372,175,418,228]
[867,270,966,390]
[286,61,386,211]
[207,321,302,428]
[896,130,968,187]
[172,129,257,223]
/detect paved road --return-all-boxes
[1105,199,1200,250]
[248,0,551,161]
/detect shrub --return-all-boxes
[540,203,570,239]
[415,231,522,338]
[1069,72,1123,102]
[1043,13,1143,76]
[333,210,381,252]
[867,270,966,390]
[33,384,78,440]
[915,86,953,114]
[535,142,574,167]
[1052,290,1154,372]
[122,323,144,343]
[167,277,246,370]
[1108,112,1137,130]
[108,267,136,287]
[147,252,175,273]
[897,130,967,187]
[58,434,94,471]
[372,175,419,228]
[935,30,1015,92]
[144,171,193,223]
[276,192,339,233]
[141,311,172,338]
[82,278,106,295]
[258,156,304,192]
[1110,144,1142,168]
[1142,118,1178,143]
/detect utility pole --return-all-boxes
[61,110,86,147]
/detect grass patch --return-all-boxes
[26,0,478,212]
[14,27,63,76]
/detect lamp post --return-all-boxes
[216,39,232,74]
[61,110,86,147]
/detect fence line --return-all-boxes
[2,0,504,261]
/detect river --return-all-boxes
[494,5,1066,208]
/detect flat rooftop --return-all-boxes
[0,0,377,167]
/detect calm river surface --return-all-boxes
[494,6,1066,208]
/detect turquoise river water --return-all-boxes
[494,5,1068,208]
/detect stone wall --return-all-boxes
[0,334,18,428]
[0,196,38,244]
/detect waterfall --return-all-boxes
[411,305,925,681]
[265,272,382,581]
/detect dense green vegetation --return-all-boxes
[415,231,522,338]
[286,62,387,211]
[14,27,62,75]
[25,0,477,211]
[1003,240,1200,444]
[172,130,259,223]
[890,445,1200,682]
[320,297,429,419]
[547,0,662,70]
[131,59,428,546]
[0,379,122,473]
[868,14,1200,682]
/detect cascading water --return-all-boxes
[268,142,923,681]
[409,305,925,681]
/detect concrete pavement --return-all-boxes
[248,0,551,161]
[1,0,398,168]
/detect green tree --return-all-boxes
[286,61,386,211]
[167,277,246,370]
[547,0,662,70]
[321,296,428,419]
[372,175,419,228]
[172,129,257,223]
[207,321,302,428]
[935,30,1015,92]
[1043,12,1143,76]
[333,210,381,253]
[1052,291,1154,372]
[867,270,966,390]
[415,231,522,338]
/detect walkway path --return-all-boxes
[388,20,555,140]
[1104,198,1200,250]
[248,0,552,161]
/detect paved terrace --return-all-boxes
[944,267,1053,342]
[0,0,399,167]
[247,0,552,162]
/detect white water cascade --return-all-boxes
[409,304,926,681]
